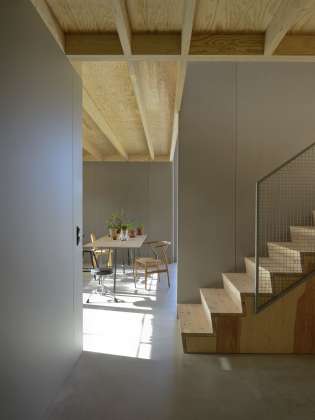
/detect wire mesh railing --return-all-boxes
[255,142,315,312]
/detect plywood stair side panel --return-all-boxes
[179,273,315,354]
[179,209,315,354]
[222,272,254,313]
[178,304,216,353]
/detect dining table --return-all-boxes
[84,234,147,294]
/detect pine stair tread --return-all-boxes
[222,272,255,295]
[290,226,315,231]
[246,257,303,274]
[268,241,315,253]
[178,304,213,335]
[200,288,243,315]
[269,241,315,252]
[290,226,315,241]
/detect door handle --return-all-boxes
[76,226,81,246]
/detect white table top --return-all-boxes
[84,234,147,249]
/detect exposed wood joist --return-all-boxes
[170,112,179,162]
[30,0,65,51]
[265,0,315,55]
[65,32,315,60]
[84,154,170,162]
[65,33,180,58]
[171,0,196,161]
[83,139,104,161]
[175,0,196,113]
[113,0,155,160]
[190,33,264,55]
[83,89,128,160]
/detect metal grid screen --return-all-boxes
[255,142,315,311]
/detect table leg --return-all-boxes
[113,248,117,295]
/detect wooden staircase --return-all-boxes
[178,211,315,354]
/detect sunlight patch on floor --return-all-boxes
[83,307,154,359]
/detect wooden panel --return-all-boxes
[216,316,241,353]
[133,33,181,55]
[64,32,315,59]
[264,0,315,55]
[46,0,116,32]
[85,154,170,162]
[275,34,315,55]
[182,275,315,354]
[30,0,65,50]
[83,111,117,156]
[127,0,184,32]
[183,335,217,353]
[239,288,305,353]
[134,61,177,155]
[201,289,243,315]
[291,9,315,32]
[194,0,281,32]
[170,112,178,161]
[190,33,264,55]
[178,304,213,334]
[83,88,128,159]
[65,33,122,55]
[81,62,148,155]
[294,277,315,353]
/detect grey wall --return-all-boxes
[178,62,315,303]
[0,2,82,419]
[83,162,174,260]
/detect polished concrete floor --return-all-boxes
[47,265,315,420]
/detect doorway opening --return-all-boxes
[81,150,178,360]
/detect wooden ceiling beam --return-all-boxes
[66,32,315,59]
[65,33,123,55]
[170,112,179,162]
[83,139,104,161]
[83,89,128,160]
[264,0,315,55]
[171,0,197,161]
[30,0,65,51]
[84,154,170,162]
[190,33,264,55]
[113,0,155,161]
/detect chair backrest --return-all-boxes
[83,249,99,271]
[149,241,171,268]
[90,233,96,243]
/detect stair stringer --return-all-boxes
[182,272,315,354]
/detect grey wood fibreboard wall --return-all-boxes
[83,162,175,260]
[0,1,82,418]
[178,62,315,303]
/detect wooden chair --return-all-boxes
[133,241,171,289]
[90,233,112,267]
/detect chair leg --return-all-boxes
[144,267,148,290]
[166,267,170,288]
[133,262,137,288]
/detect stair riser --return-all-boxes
[222,274,242,310]
[245,258,273,294]
[267,243,302,270]
[200,291,213,330]
[290,227,315,243]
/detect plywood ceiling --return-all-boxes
[32,0,315,162]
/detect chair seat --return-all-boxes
[92,268,113,276]
[93,248,109,254]
[136,257,161,267]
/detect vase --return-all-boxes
[120,229,129,241]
